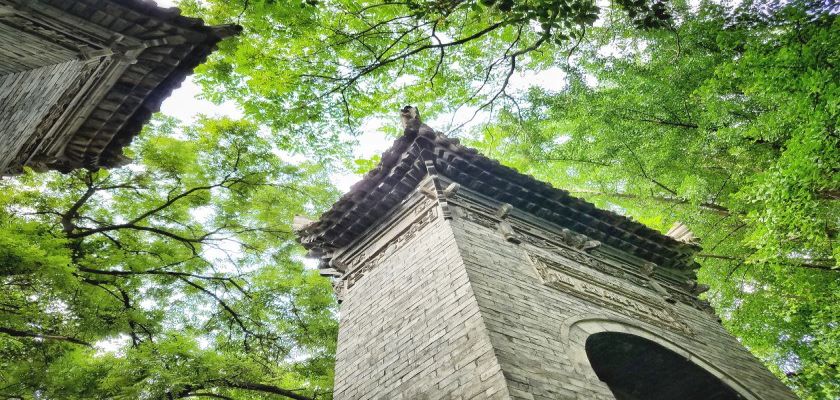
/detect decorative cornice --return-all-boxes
[298,107,701,270]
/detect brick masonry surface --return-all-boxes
[331,179,797,399]
[334,197,511,400]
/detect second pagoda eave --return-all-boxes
[0,0,242,174]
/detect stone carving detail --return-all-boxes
[530,254,694,336]
[340,200,438,292]
[455,198,599,251]
[332,279,348,302]
[423,160,453,220]
[525,229,713,313]
[497,220,521,244]
[458,205,498,229]
[493,203,521,243]
[520,234,641,280]
[686,279,711,296]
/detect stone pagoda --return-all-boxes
[297,107,797,400]
[0,0,239,175]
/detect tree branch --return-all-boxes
[182,393,233,400]
[77,266,249,296]
[568,189,730,215]
[0,327,91,347]
[177,277,253,337]
[61,173,97,234]
[697,253,838,271]
[221,381,313,400]
[621,142,680,197]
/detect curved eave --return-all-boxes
[41,0,242,171]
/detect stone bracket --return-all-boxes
[446,189,716,314]
[494,203,522,244]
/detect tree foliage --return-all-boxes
[180,0,673,141]
[1,118,338,399]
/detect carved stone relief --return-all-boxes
[456,204,497,230]
[530,254,695,336]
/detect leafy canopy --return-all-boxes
[0,117,338,399]
[3,0,837,399]
[180,0,673,141]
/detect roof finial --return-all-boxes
[400,106,437,139]
[400,105,421,128]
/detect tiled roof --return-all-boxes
[299,108,701,270]
[43,0,241,171]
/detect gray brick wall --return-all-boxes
[447,195,798,400]
[334,196,511,400]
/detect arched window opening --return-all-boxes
[585,332,744,400]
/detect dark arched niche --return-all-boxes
[585,332,744,400]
